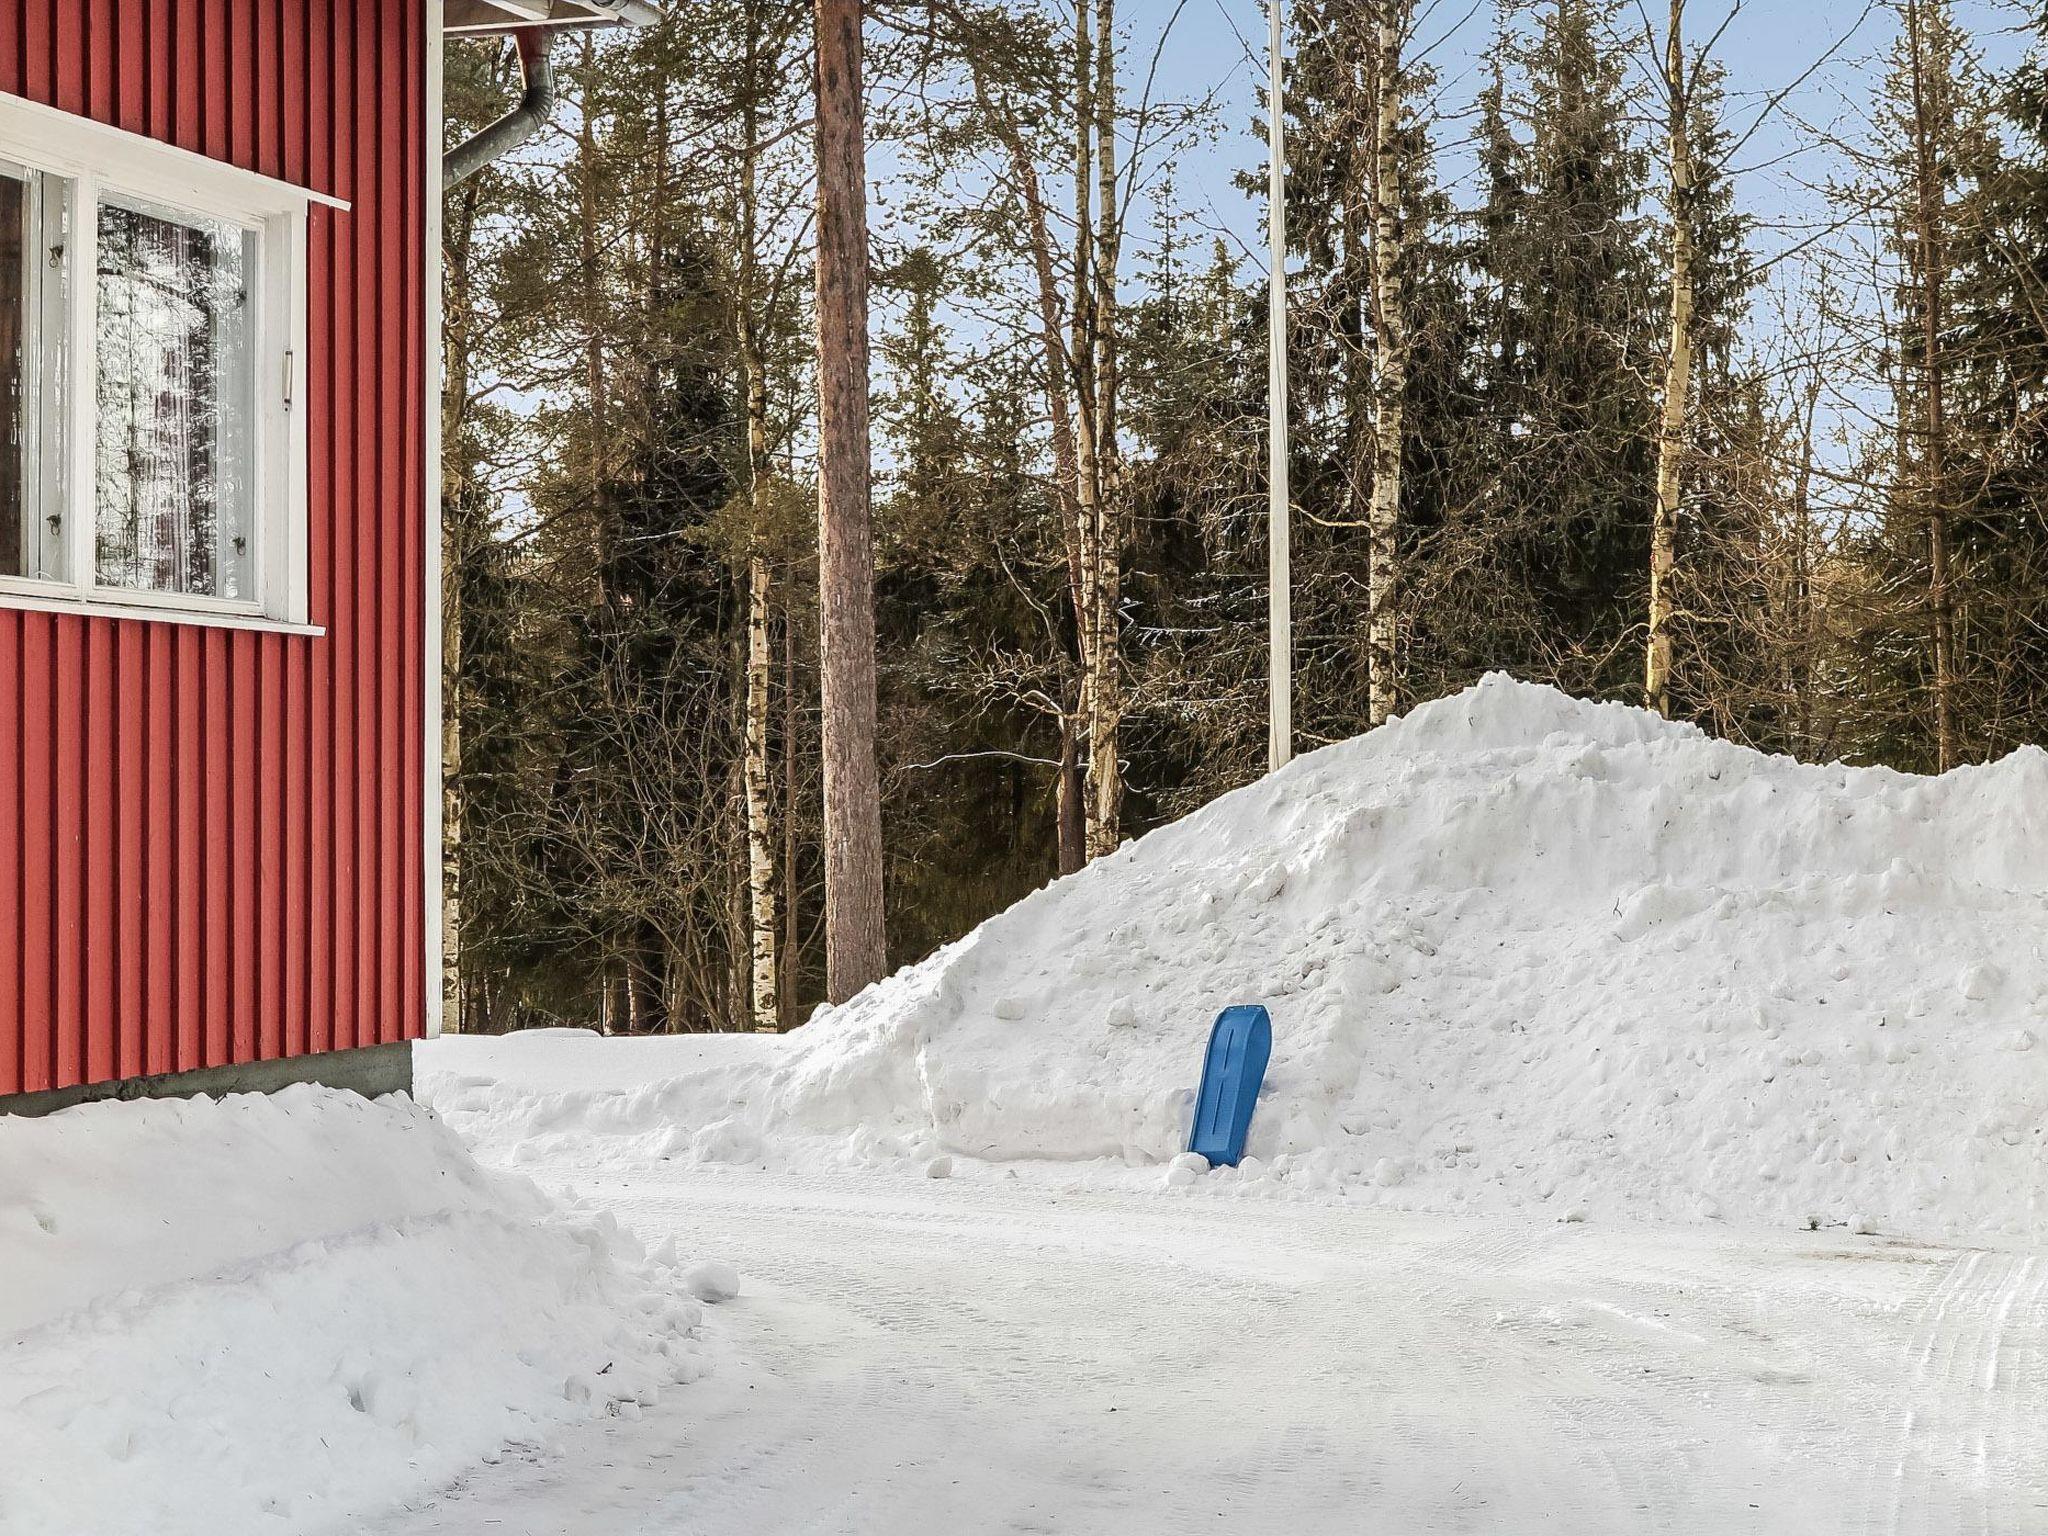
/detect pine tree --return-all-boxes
[706,0,813,1031]
[814,0,889,999]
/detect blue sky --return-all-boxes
[1016,0,2031,484]
[1134,0,2029,276]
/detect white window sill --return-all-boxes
[0,587,324,637]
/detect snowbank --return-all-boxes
[426,677,2048,1244]
[0,1086,716,1536]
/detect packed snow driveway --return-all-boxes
[373,1162,2046,1536]
[386,682,2048,1532]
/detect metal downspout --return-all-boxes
[444,27,556,186]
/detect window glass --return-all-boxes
[0,171,25,578]
[94,196,255,601]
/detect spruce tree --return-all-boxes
[1271,0,1483,732]
[1939,2,2048,758]
[1655,58,1775,743]
[1464,0,1660,700]
[1839,0,1997,770]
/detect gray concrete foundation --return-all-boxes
[0,1041,415,1118]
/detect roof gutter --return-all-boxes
[597,0,663,23]
[444,27,557,186]
[443,0,661,33]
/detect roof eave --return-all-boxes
[443,0,660,36]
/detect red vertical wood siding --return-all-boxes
[0,1,428,1096]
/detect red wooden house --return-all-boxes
[0,0,649,1113]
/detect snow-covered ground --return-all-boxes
[429,679,2048,1245]
[378,1097,2048,1535]
[12,679,2047,1533]
[0,1087,718,1536]
[399,682,2048,1531]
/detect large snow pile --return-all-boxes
[429,677,2048,1244]
[0,1086,718,1536]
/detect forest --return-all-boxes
[439,0,2048,1034]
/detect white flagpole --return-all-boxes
[1267,0,1292,772]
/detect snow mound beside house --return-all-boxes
[0,1085,721,1536]
[429,676,2048,1245]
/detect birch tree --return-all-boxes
[1085,0,1126,856]
[1644,0,1694,717]
[717,0,811,1030]
[1900,0,1962,769]
[1365,0,1414,726]
[896,0,1197,868]
[963,12,1095,873]
[438,0,2048,1041]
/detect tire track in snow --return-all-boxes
[1407,1222,1711,1528]
[1865,1249,2046,1536]
[374,1170,2035,1536]
[1399,1219,1681,1529]
[1975,1254,2045,1536]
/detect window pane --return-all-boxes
[95,197,254,600]
[0,172,25,578]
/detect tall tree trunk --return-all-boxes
[1070,4,1103,857]
[1056,708,1086,875]
[970,56,1103,872]
[744,552,779,1030]
[1366,0,1410,728]
[781,609,801,1027]
[1087,0,1124,857]
[813,0,888,999]
[440,182,479,1034]
[1788,371,1821,748]
[577,33,610,593]
[990,120,1086,625]
[1904,0,1957,770]
[441,620,464,1031]
[602,961,625,1035]
[736,15,780,1033]
[984,108,1090,875]
[629,925,668,1035]
[1339,92,1373,723]
[1646,0,1693,718]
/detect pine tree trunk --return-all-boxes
[1647,0,1693,718]
[813,0,888,999]
[1366,1,1410,728]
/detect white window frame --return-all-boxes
[0,93,346,632]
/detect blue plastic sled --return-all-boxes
[1187,1005,1272,1167]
